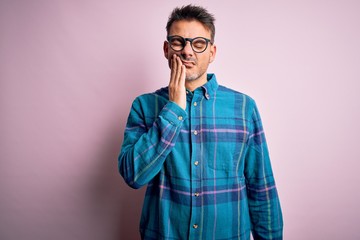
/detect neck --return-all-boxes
[185,73,207,92]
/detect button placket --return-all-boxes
[189,92,202,238]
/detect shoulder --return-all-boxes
[217,85,256,107]
[133,87,169,102]
[130,87,169,113]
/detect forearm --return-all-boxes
[247,175,283,240]
[245,102,283,239]
[119,101,186,189]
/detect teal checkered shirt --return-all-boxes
[119,74,283,239]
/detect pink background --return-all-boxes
[1,1,360,239]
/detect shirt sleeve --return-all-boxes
[118,96,187,189]
[244,101,283,240]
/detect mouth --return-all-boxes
[181,60,195,68]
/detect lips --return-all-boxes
[181,60,195,67]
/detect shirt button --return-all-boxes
[193,102,197,107]
[193,130,198,135]
[194,192,200,197]
[178,116,183,121]
[194,161,199,166]
[193,224,198,229]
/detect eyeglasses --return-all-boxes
[167,35,212,53]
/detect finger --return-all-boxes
[179,64,186,87]
[170,54,177,85]
[175,55,183,84]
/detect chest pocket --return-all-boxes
[198,117,249,173]
[205,137,247,174]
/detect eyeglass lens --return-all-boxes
[169,36,208,53]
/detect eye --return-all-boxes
[192,39,206,48]
[170,38,184,46]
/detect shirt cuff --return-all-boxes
[159,101,188,126]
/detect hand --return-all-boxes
[168,54,186,110]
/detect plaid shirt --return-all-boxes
[119,74,283,240]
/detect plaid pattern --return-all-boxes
[119,74,283,240]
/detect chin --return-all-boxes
[186,70,208,81]
[185,72,201,81]
[185,76,198,81]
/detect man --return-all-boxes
[119,5,283,240]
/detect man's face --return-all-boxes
[164,20,216,82]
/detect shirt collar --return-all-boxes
[187,73,218,100]
[200,73,218,100]
[187,73,219,100]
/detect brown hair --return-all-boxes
[166,4,216,43]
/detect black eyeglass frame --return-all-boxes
[167,35,213,53]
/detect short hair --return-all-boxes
[166,5,216,43]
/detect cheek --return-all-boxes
[164,43,173,59]
[198,55,211,65]
[167,58,172,68]
[166,49,178,60]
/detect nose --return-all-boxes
[181,41,194,56]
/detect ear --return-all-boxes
[209,44,217,63]
[163,41,169,59]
